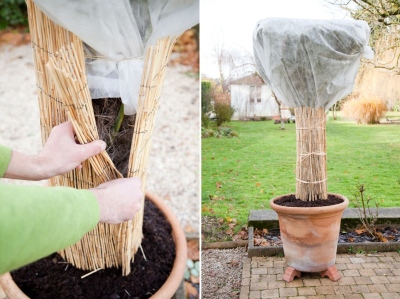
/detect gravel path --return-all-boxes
[201,247,247,299]
[0,44,199,233]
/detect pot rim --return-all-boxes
[270,193,349,216]
[0,191,187,299]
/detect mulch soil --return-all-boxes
[274,194,344,207]
[11,198,175,299]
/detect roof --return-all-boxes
[230,73,265,86]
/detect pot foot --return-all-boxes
[320,266,341,281]
[282,267,301,282]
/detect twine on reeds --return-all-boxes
[27,0,178,275]
[295,107,328,201]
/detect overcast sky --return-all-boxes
[200,0,351,78]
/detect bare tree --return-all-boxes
[210,32,256,92]
[271,91,285,130]
[326,0,400,75]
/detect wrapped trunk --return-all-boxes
[295,107,327,201]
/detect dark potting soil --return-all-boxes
[11,198,175,299]
[274,194,344,207]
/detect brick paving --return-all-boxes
[240,252,400,299]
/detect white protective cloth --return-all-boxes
[253,18,373,110]
[33,0,199,115]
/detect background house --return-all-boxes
[230,73,280,120]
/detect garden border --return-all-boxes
[247,207,400,257]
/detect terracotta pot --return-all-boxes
[270,193,349,272]
[0,191,187,299]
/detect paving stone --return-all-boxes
[249,290,261,299]
[267,280,286,289]
[385,283,400,292]
[347,263,363,270]
[288,297,307,299]
[363,294,383,299]
[320,278,339,286]
[370,276,390,284]
[279,287,298,297]
[268,267,284,275]
[336,263,348,270]
[343,294,363,299]
[342,269,360,277]
[243,270,250,278]
[306,296,327,299]
[242,278,250,286]
[334,285,352,295]
[337,276,356,286]
[251,282,267,291]
[253,257,268,262]
[364,256,380,263]
[251,274,260,282]
[326,295,345,299]
[378,257,395,263]
[349,257,366,264]
[368,284,388,293]
[258,261,273,268]
[381,293,400,299]
[303,279,322,287]
[353,276,373,285]
[350,284,370,293]
[374,268,393,276]
[298,287,317,296]
[315,285,335,295]
[240,292,249,299]
[241,286,250,295]
[274,260,286,267]
[362,263,378,269]
[336,257,351,263]
[286,280,304,287]
[252,268,269,275]
[377,262,392,269]
[259,275,277,283]
[358,269,376,276]
[260,289,279,298]
[387,276,400,283]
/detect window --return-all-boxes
[250,86,262,103]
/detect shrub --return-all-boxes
[202,113,211,128]
[201,81,212,114]
[0,0,28,29]
[214,102,235,126]
[342,97,387,124]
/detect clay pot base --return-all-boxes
[282,266,341,282]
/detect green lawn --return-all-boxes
[202,112,400,231]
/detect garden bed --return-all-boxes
[248,225,400,257]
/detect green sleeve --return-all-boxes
[0,185,99,274]
[0,146,12,178]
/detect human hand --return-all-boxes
[4,121,106,181]
[90,177,143,224]
[37,121,106,179]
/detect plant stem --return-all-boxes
[113,104,124,133]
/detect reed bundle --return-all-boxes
[295,107,327,201]
[27,0,178,275]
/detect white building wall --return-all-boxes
[231,84,279,120]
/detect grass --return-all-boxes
[202,112,400,236]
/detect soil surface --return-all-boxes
[11,198,175,299]
[274,194,344,207]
